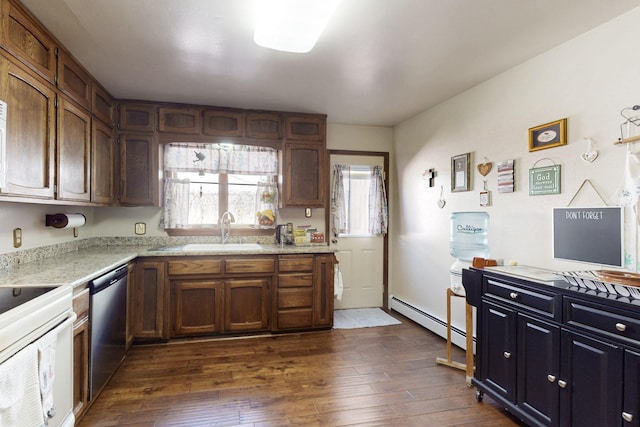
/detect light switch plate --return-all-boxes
[135,222,146,235]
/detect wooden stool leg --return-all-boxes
[465,302,474,386]
[436,289,467,372]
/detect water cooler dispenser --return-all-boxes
[449,212,489,295]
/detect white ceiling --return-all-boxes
[20,0,640,126]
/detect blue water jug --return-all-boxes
[450,212,489,261]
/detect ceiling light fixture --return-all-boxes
[254,0,341,53]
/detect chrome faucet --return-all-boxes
[220,211,235,244]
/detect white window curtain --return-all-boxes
[162,143,278,229]
[369,166,388,235]
[331,164,388,237]
[331,164,349,237]
[164,143,278,175]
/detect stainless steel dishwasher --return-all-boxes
[89,264,128,400]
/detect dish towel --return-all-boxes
[0,343,45,427]
[334,264,344,301]
[37,328,57,424]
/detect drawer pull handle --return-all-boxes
[623,412,634,423]
[503,351,511,359]
[558,380,567,388]
[547,375,556,383]
[616,323,627,332]
[509,292,518,299]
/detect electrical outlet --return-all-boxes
[135,222,146,235]
[13,228,22,248]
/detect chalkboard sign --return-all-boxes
[553,207,623,267]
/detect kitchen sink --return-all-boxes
[147,243,263,252]
[182,243,262,251]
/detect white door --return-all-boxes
[330,154,386,309]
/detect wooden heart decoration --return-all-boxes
[477,162,493,176]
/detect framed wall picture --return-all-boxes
[529,118,567,152]
[451,153,471,192]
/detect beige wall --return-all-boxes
[391,6,640,336]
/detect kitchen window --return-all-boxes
[162,143,278,235]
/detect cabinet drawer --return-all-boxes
[277,309,313,329]
[278,256,313,273]
[485,278,560,320]
[278,274,313,288]
[278,288,313,309]
[225,258,274,274]
[168,259,222,276]
[565,297,640,346]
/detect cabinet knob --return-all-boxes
[503,351,511,359]
[616,323,627,332]
[509,292,518,299]
[547,374,556,383]
[622,412,634,423]
[558,380,567,388]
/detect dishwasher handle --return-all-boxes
[90,265,128,294]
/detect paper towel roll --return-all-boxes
[46,213,86,229]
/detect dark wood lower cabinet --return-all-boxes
[466,268,638,427]
[134,253,335,342]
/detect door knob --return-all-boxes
[558,380,567,388]
[503,351,511,359]
[616,323,627,332]
[547,375,556,383]
[622,412,634,422]
[510,292,518,299]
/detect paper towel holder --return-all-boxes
[46,213,86,237]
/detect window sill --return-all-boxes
[165,227,275,237]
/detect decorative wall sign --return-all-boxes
[529,161,561,195]
[528,118,567,152]
[581,138,598,163]
[497,159,514,193]
[477,158,493,176]
[480,181,491,206]
[451,153,471,192]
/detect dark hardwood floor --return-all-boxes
[79,312,526,426]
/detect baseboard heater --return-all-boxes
[389,294,475,352]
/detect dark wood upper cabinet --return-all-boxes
[91,119,115,205]
[0,0,57,84]
[57,49,92,111]
[158,107,202,134]
[119,132,159,206]
[91,82,114,127]
[281,141,325,207]
[246,112,282,139]
[0,53,56,199]
[285,115,326,142]
[203,109,244,137]
[57,96,91,202]
[118,103,157,132]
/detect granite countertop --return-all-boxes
[0,244,335,288]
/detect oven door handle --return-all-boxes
[47,311,77,336]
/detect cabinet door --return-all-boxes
[245,112,282,139]
[203,109,244,137]
[158,107,202,134]
[0,54,55,198]
[282,141,325,207]
[119,132,159,206]
[480,301,517,402]
[172,280,224,336]
[118,103,157,132]
[285,114,325,141]
[91,83,114,127]
[560,330,623,427]
[57,96,91,202]
[225,279,270,332]
[517,314,560,426]
[57,49,92,111]
[91,119,115,205]
[72,317,90,419]
[1,0,57,83]
[313,254,334,327]
[624,349,640,426]
[133,261,166,340]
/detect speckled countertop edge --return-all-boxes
[0,241,334,288]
